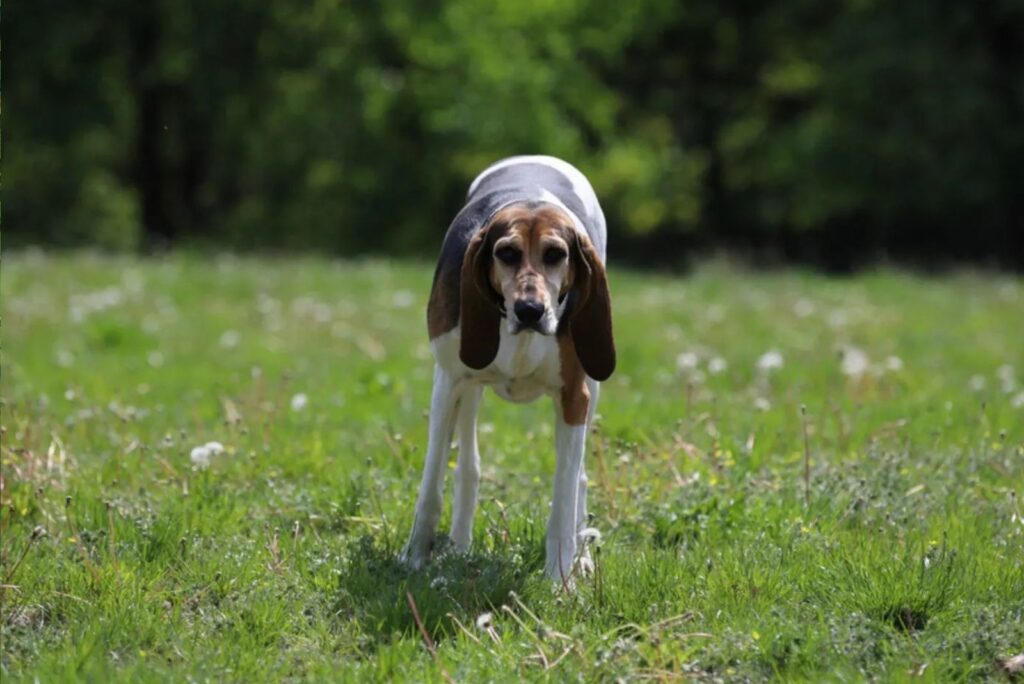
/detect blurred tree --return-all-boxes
[5,0,1022,266]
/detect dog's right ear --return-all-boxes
[459,227,501,369]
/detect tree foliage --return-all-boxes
[7,0,1023,265]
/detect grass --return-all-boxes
[2,251,1022,682]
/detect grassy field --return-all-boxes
[2,252,1022,682]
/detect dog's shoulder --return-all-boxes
[427,189,518,339]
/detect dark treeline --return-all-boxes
[7,0,1024,269]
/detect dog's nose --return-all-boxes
[514,299,545,325]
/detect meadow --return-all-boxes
[2,252,1022,682]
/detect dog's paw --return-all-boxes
[399,534,433,571]
[400,532,453,570]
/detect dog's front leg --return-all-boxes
[574,377,600,575]
[450,384,483,551]
[545,409,588,582]
[401,364,460,569]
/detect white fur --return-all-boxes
[469,156,605,261]
[469,156,601,221]
[401,327,600,580]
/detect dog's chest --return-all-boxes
[433,327,562,403]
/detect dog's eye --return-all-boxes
[543,247,567,265]
[495,247,521,266]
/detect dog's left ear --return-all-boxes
[570,234,616,381]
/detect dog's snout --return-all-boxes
[514,299,545,325]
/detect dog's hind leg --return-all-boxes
[401,364,460,569]
[450,384,483,552]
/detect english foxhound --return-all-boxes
[400,155,615,581]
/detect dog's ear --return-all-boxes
[459,227,502,369]
[570,234,616,381]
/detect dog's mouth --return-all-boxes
[511,320,547,334]
[500,300,555,335]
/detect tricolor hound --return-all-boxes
[400,155,615,580]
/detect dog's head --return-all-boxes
[459,202,615,381]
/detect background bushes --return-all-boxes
[7,0,1023,268]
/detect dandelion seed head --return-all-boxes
[578,527,602,545]
[826,310,848,329]
[793,298,815,318]
[676,351,699,372]
[475,612,494,631]
[190,446,212,470]
[969,375,986,392]
[757,350,784,372]
[841,346,870,377]
[998,365,1017,393]
[708,357,728,375]
[290,393,309,412]
[392,290,415,308]
[885,356,904,372]
[219,330,241,349]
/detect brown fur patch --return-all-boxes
[427,274,457,339]
[569,236,615,381]
[558,333,591,425]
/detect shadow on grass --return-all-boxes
[334,523,544,644]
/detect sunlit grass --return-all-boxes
[2,252,1022,681]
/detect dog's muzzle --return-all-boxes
[511,300,547,333]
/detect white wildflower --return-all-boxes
[708,357,728,375]
[578,527,602,545]
[69,287,125,322]
[392,290,415,308]
[885,356,904,372]
[827,310,849,329]
[190,445,212,470]
[191,441,227,469]
[1012,392,1024,409]
[997,365,1016,394]
[969,375,986,392]
[56,350,75,368]
[793,298,815,318]
[219,330,241,348]
[841,346,870,377]
[757,350,784,372]
[676,351,699,373]
[147,351,165,368]
[290,393,309,411]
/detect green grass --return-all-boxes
[2,251,1022,682]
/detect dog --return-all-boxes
[400,155,615,581]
